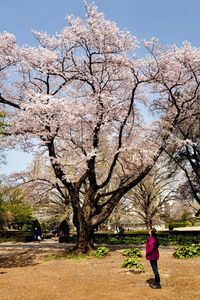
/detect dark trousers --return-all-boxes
[150,260,160,284]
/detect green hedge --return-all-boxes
[93,231,200,246]
[1,229,200,246]
[0,230,34,242]
[15,232,34,242]
[167,221,192,230]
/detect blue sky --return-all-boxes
[1,0,199,175]
[1,0,199,46]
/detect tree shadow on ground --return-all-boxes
[0,250,39,268]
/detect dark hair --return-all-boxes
[151,228,159,247]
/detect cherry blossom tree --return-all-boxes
[144,40,200,216]
[0,3,199,252]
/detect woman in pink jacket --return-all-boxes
[146,228,161,289]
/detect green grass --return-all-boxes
[44,246,110,262]
[44,252,94,261]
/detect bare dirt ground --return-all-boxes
[0,240,200,300]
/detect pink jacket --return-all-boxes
[146,236,159,261]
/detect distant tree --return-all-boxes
[165,118,200,215]
[0,186,33,227]
[108,199,130,230]
[168,200,196,223]
[126,163,176,229]
[11,156,72,222]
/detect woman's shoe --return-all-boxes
[150,283,161,289]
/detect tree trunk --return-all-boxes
[145,218,152,230]
[74,226,95,253]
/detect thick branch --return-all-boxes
[0,94,20,109]
[98,85,138,189]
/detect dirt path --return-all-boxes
[0,242,200,300]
